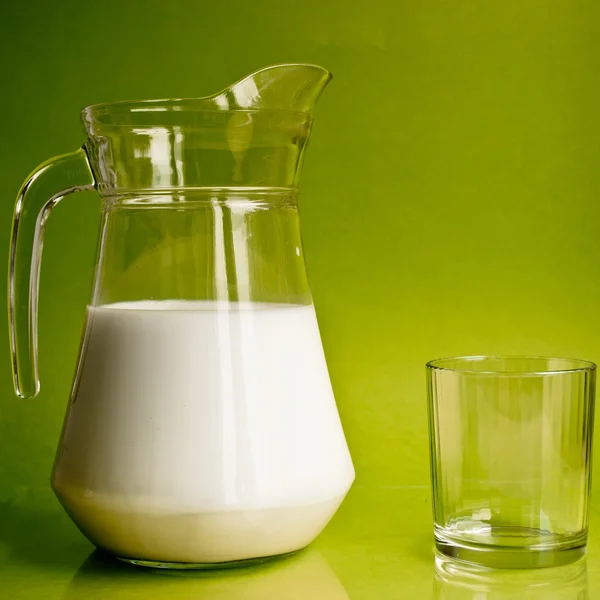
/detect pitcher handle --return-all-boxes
[8,148,95,399]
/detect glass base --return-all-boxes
[116,549,300,570]
[435,529,586,569]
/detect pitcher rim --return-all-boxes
[82,101,313,121]
[82,62,333,120]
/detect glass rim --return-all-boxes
[426,355,596,376]
[81,99,312,123]
[81,62,331,119]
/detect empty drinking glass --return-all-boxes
[427,356,596,568]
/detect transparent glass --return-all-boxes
[8,64,355,568]
[427,356,596,569]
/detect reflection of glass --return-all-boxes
[427,357,596,568]
[433,553,588,599]
[62,549,350,600]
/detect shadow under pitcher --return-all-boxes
[427,356,595,569]
[7,64,354,568]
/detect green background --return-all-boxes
[1,0,600,597]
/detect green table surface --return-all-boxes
[1,485,597,599]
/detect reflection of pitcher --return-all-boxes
[63,549,350,600]
[433,553,588,599]
[8,64,355,567]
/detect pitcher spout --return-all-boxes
[213,63,332,114]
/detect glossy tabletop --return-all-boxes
[1,485,598,599]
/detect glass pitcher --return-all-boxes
[8,64,355,568]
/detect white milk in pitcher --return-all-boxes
[52,301,354,564]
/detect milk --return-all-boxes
[52,301,354,564]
